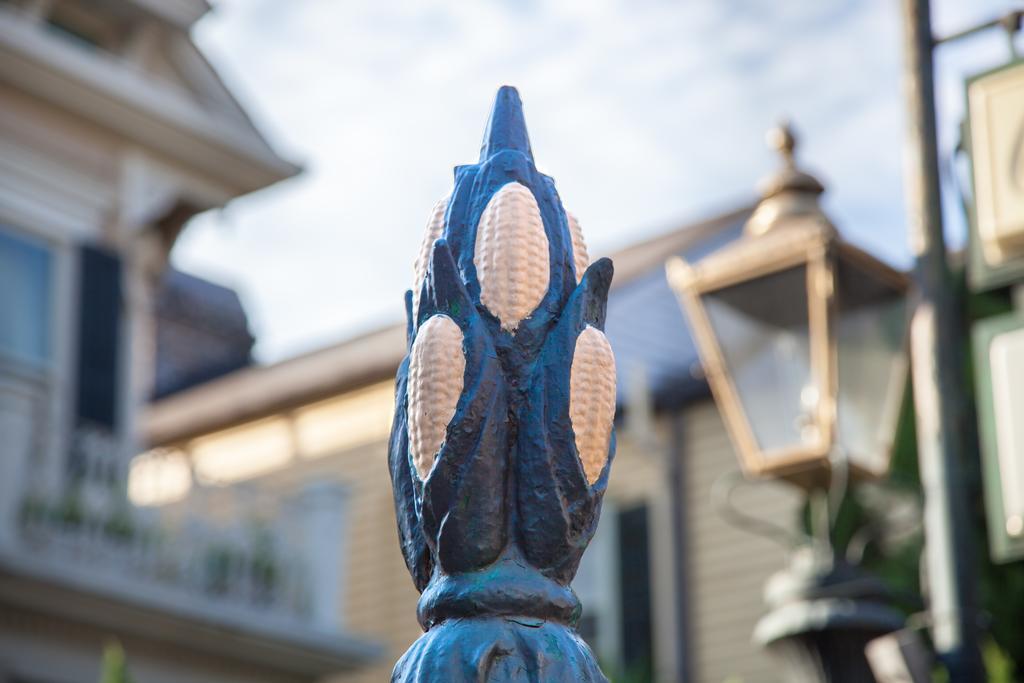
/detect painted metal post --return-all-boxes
[388,86,617,682]
[668,413,693,683]
[753,546,906,683]
[900,0,986,679]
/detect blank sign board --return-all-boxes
[974,313,1024,563]
[967,61,1024,291]
[968,62,1024,265]
[991,327,1024,538]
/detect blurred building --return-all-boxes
[142,206,802,683]
[0,1,377,680]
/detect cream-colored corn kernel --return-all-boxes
[413,195,450,322]
[566,211,589,284]
[570,325,616,485]
[407,315,465,480]
[474,182,550,330]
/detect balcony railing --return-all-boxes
[5,463,354,648]
[0,369,348,638]
[17,489,315,621]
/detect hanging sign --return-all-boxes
[973,312,1024,563]
[966,60,1024,290]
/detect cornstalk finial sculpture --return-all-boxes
[388,86,617,681]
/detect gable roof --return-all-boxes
[127,0,212,30]
[145,204,753,446]
[605,207,751,411]
[0,3,298,200]
[153,268,256,399]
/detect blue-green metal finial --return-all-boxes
[479,85,532,162]
[391,87,614,682]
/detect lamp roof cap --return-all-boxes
[745,121,833,238]
[757,121,825,199]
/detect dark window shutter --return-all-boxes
[75,245,122,429]
[618,504,653,679]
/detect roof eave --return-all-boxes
[127,0,212,30]
[0,12,300,200]
[145,323,408,445]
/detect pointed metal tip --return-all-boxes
[479,86,532,162]
[766,120,797,167]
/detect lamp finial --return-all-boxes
[745,120,832,237]
[767,120,797,168]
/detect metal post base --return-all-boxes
[754,547,906,683]
[393,616,606,682]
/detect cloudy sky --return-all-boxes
[173,0,1021,362]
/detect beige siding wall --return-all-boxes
[329,439,422,683]
[187,389,800,683]
[292,396,800,683]
[605,418,681,683]
[326,400,680,681]
[681,400,800,683]
[238,436,422,683]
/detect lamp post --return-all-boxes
[387,87,617,682]
[668,123,909,682]
[900,1,986,679]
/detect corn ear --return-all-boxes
[474,182,550,330]
[569,325,616,485]
[407,314,465,479]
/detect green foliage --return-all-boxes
[595,652,653,683]
[857,385,926,609]
[965,285,1024,680]
[606,658,653,683]
[818,279,1024,680]
[201,526,282,599]
[974,487,1024,679]
[984,638,1015,683]
[54,490,85,528]
[102,508,135,543]
[248,523,280,601]
[799,384,926,613]
[202,544,236,595]
[99,641,132,683]
[18,491,142,545]
[18,495,48,527]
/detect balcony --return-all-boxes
[0,420,378,677]
[17,486,313,626]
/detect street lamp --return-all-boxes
[668,124,909,490]
[668,124,911,683]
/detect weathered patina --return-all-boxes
[388,86,615,682]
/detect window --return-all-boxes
[573,508,620,664]
[0,227,52,367]
[572,502,654,681]
[74,245,122,430]
[618,504,653,680]
[61,244,124,483]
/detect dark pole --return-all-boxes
[668,413,692,683]
[900,0,985,679]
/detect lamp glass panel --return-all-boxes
[835,255,907,475]
[701,265,817,456]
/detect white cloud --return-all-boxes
[173,0,1014,361]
